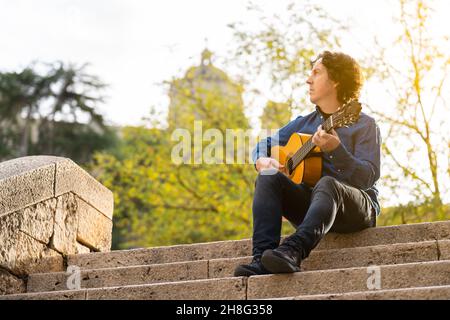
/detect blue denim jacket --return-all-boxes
[252,106,382,216]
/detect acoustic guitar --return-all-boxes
[270,100,362,187]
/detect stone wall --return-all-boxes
[0,156,113,295]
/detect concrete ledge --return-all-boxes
[55,158,113,219]
[439,240,450,260]
[5,284,450,301]
[68,221,450,270]
[68,239,252,270]
[28,240,440,293]
[85,277,247,300]
[314,220,450,250]
[27,261,208,293]
[0,156,113,219]
[247,260,450,299]
[209,240,439,278]
[0,290,87,300]
[3,277,246,300]
[282,285,450,300]
[0,156,114,294]
[8,260,450,300]
[0,157,55,218]
[302,240,438,271]
[0,268,26,295]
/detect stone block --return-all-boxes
[76,197,112,252]
[0,290,86,300]
[247,260,450,299]
[86,277,247,300]
[0,268,26,296]
[0,228,63,276]
[291,285,450,300]
[55,158,113,219]
[0,157,55,217]
[28,260,208,292]
[438,240,450,260]
[51,193,79,255]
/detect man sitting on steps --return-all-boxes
[234,51,381,277]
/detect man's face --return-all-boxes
[306,59,338,105]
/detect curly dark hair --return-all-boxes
[311,51,363,104]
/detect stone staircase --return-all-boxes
[2,220,450,300]
[1,156,449,300]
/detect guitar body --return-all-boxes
[271,133,322,187]
[268,100,362,187]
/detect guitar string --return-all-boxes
[283,100,360,173]
[291,112,348,166]
[289,110,356,171]
[287,111,355,173]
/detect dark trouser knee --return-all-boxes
[255,170,284,188]
[311,176,341,200]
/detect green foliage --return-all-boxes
[90,1,448,250]
[91,63,259,249]
[378,202,449,226]
[366,0,449,218]
[91,124,258,249]
[227,1,346,113]
[31,120,119,164]
[260,100,292,130]
[0,61,117,164]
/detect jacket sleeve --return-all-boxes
[252,116,302,171]
[324,118,381,189]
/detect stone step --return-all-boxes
[0,290,87,300]
[2,277,248,300]
[210,239,447,279]
[276,285,450,300]
[246,260,450,299]
[67,221,450,270]
[3,260,450,300]
[27,260,208,293]
[27,240,447,293]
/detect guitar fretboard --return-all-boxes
[287,114,335,174]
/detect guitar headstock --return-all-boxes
[329,100,362,129]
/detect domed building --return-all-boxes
[167,49,249,131]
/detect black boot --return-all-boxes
[234,255,272,277]
[261,233,303,274]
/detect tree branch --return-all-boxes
[382,143,432,193]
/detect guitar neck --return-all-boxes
[288,99,362,173]
[289,115,335,170]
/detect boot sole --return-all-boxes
[233,265,258,277]
[261,250,301,274]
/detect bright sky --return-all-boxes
[0,0,425,126]
[1,0,448,123]
[1,0,449,206]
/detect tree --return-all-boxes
[90,3,350,248]
[260,100,292,131]
[0,62,117,163]
[38,62,109,156]
[366,0,450,223]
[226,1,346,116]
[91,53,257,249]
[0,66,53,156]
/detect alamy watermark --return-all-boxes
[171,120,280,166]
[366,265,382,290]
[66,265,81,290]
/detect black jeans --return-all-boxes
[252,171,376,259]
